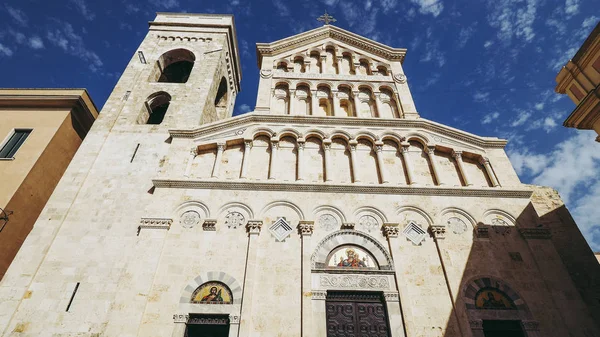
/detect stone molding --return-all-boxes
[167,113,508,149]
[520,321,540,331]
[272,70,393,83]
[383,292,400,302]
[319,274,390,289]
[312,290,327,300]
[139,218,172,231]
[152,179,533,199]
[341,222,355,229]
[519,227,552,240]
[173,314,189,323]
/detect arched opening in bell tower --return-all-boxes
[139,91,171,125]
[152,48,196,83]
[214,77,229,116]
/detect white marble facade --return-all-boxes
[1,13,599,337]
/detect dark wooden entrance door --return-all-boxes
[326,291,390,337]
[185,315,230,337]
[482,320,525,337]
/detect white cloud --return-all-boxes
[535,103,544,110]
[486,0,538,44]
[149,0,179,9]
[457,22,477,49]
[565,0,580,17]
[481,112,500,124]
[473,91,490,102]
[238,103,251,114]
[420,29,446,67]
[28,36,44,49]
[70,0,95,20]
[381,0,398,11]
[5,5,27,26]
[511,133,600,250]
[410,0,444,17]
[483,40,493,48]
[0,43,13,57]
[46,22,103,72]
[510,110,531,127]
[272,0,290,16]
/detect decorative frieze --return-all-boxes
[139,218,172,231]
[320,275,390,289]
[341,222,355,230]
[519,227,552,240]
[202,219,217,231]
[312,290,327,300]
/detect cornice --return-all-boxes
[563,84,600,129]
[152,179,532,199]
[168,113,508,148]
[256,25,406,66]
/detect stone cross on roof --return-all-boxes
[317,11,336,25]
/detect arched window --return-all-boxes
[276,61,289,72]
[377,66,388,76]
[191,281,233,304]
[293,57,305,73]
[152,49,195,83]
[138,91,171,125]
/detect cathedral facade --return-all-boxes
[1,13,599,337]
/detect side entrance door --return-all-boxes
[326,291,391,337]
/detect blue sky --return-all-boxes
[1,0,599,249]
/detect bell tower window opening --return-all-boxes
[139,91,171,125]
[152,48,195,83]
[214,77,229,116]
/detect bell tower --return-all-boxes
[103,13,241,129]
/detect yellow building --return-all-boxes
[555,22,600,141]
[0,89,97,279]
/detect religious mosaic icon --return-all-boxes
[269,217,293,242]
[181,210,200,228]
[191,281,233,304]
[475,288,515,310]
[225,211,245,229]
[318,214,338,231]
[358,215,378,232]
[402,221,427,245]
[327,245,376,269]
[447,217,467,235]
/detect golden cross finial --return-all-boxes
[317,11,336,25]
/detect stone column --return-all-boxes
[297,139,305,181]
[479,157,500,187]
[298,221,314,337]
[452,151,472,186]
[401,144,416,185]
[228,315,240,337]
[311,291,327,337]
[311,90,319,116]
[268,138,279,180]
[335,55,343,74]
[239,139,252,179]
[323,139,332,182]
[171,314,188,337]
[320,55,327,74]
[382,224,408,337]
[332,90,341,117]
[238,220,263,337]
[349,140,360,183]
[352,91,361,117]
[373,92,384,118]
[289,89,296,115]
[427,146,443,186]
[211,143,226,178]
[374,141,389,184]
[184,148,197,177]
[304,60,311,73]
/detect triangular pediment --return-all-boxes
[256,25,407,66]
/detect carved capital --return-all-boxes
[452,150,463,160]
[216,143,226,152]
[479,156,490,165]
[173,314,189,323]
[246,220,263,235]
[521,321,540,331]
[475,223,490,239]
[202,219,217,231]
[427,146,436,155]
[469,320,483,330]
[430,225,446,240]
[382,223,399,238]
[270,139,279,149]
[229,314,241,324]
[312,290,327,300]
[298,220,314,236]
[190,147,199,156]
[297,141,305,150]
[244,139,253,149]
[401,145,410,154]
[519,227,552,240]
[322,139,332,151]
[383,292,400,302]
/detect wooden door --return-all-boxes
[326,291,390,337]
